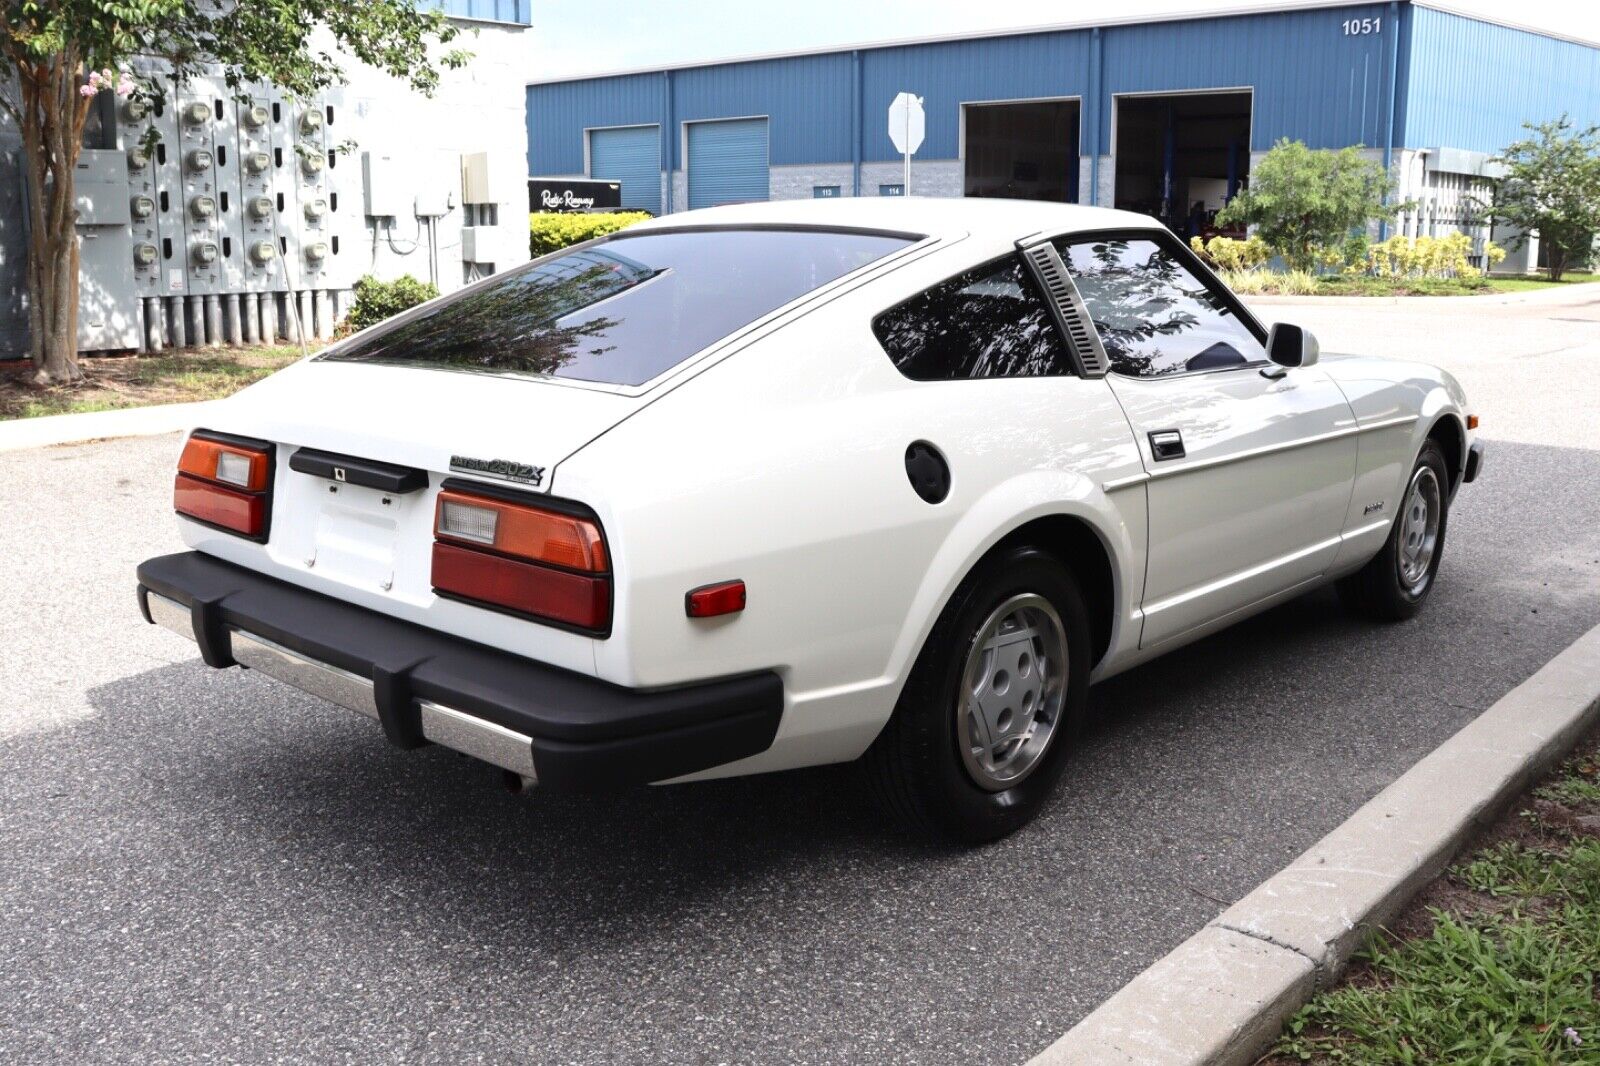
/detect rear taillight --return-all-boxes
[174,430,274,539]
[431,483,611,634]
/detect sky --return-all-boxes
[523,0,1600,81]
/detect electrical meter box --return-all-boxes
[460,151,501,205]
[137,60,189,301]
[73,149,141,351]
[362,150,406,218]
[115,84,164,299]
[236,90,280,291]
[294,96,334,290]
[266,87,300,294]
[176,79,224,294]
[316,87,355,290]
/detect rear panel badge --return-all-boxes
[449,455,546,487]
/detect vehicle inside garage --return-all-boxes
[963,100,1080,202]
[1113,91,1250,237]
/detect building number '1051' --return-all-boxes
[1343,17,1381,35]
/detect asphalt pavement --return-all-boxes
[2,292,1599,1064]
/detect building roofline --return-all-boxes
[1411,0,1600,51]
[526,0,1598,88]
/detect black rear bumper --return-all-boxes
[136,551,783,791]
[1464,438,1485,484]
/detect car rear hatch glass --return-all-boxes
[319,227,916,387]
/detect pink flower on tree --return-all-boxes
[81,68,136,98]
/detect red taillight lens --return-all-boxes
[174,432,272,538]
[174,474,266,535]
[432,542,611,632]
[431,485,611,634]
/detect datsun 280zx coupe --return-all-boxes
[138,198,1482,842]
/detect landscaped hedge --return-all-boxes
[342,274,439,334]
[529,211,651,257]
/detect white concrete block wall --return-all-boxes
[1094,156,1116,207]
[770,163,855,200]
[339,22,531,289]
[859,159,961,198]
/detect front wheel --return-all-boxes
[1338,438,1451,621]
[865,546,1091,844]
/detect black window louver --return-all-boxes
[1020,241,1109,379]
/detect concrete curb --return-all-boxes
[1030,621,1600,1066]
[1246,281,1600,307]
[0,401,211,453]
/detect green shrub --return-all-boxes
[1217,268,1320,295]
[1215,139,1397,272]
[342,274,440,335]
[529,211,651,257]
[1190,234,1271,272]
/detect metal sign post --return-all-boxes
[887,92,925,195]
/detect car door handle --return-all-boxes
[1148,430,1186,461]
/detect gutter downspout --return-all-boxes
[663,70,676,214]
[851,50,862,197]
[1088,27,1102,207]
[1380,0,1400,239]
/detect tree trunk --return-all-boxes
[11,48,90,384]
[1547,245,1568,283]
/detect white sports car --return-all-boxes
[138,198,1482,842]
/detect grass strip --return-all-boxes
[1268,738,1600,1064]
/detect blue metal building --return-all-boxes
[526,0,1600,266]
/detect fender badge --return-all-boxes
[1363,500,1386,515]
[450,454,545,487]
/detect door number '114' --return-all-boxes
[1343,17,1381,35]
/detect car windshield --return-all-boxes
[321,227,916,386]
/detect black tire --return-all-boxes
[1337,438,1451,622]
[864,545,1092,845]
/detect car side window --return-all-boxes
[873,254,1075,381]
[1053,237,1265,378]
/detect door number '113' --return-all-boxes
[1343,17,1381,35]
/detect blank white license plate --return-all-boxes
[312,487,399,590]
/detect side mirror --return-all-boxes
[1266,322,1320,370]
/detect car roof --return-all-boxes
[624,196,1163,243]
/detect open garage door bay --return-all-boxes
[963,100,1081,203]
[1114,91,1251,239]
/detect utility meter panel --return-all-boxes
[176,80,224,293]
[319,87,356,290]
[142,69,189,300]
[190,77,245,294]
[293,95,333,291]
[236,89,280,291]
[73,149,141,350]
[116,91,164,299]
[266,88,302,294]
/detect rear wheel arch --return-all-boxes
[990,514,1117,670]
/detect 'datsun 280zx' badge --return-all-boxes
[449,455,546,487]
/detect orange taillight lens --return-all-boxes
[178,435,271,492]
[434,488,607,572]
[174,431,273,539]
